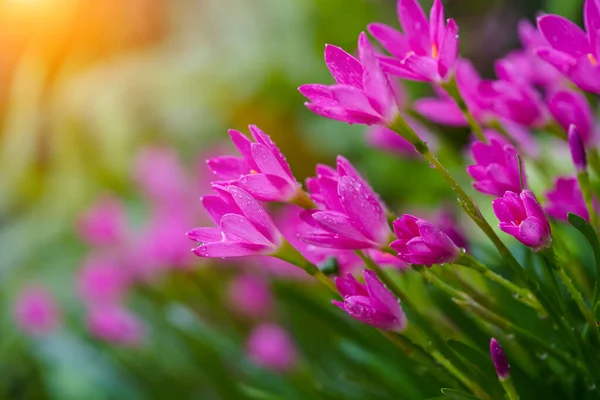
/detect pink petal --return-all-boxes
[335,273,368,298]
[298,84,337,106]
[305,102,383,125]
[251,143,291,181]
[585,0,600,54]
[358,32,398,121]
[223,186,280,244]
[537,15,590,58]
[521,190,548,225]
[331,84,377,115]
[202,195,238,225]
[248,125,295,180]
[324,45,364,88]
[193,242,270,258]
[338,176,389,245]
[429,0,445,48]
[312,210,373,242]
[363,270,406,329]
[368,23,411,60]
[413,98,466,126]
[437,18,459,79]
[220,214,274,246]
[187,227,223,243]
[298,231,375,250]
[397,0,431,56]
[207,156,249,180]
[535,47,576,74]
[518,217,549,247]
[378,56,431,81]
[236,173,296,202]
[403,54,439,81]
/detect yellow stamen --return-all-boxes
[588,53,598,66]
[250,169,259,174]
[432,43,439,59]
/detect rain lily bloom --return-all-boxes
[467,139,524,197]
[477,79,548,127]
[207,126,300,202]
[246,323,297,372]
[369,0,459,83]
[227,275,273,319]
[333,270,407,331]
[548,90,594,145]
[14,285,60,335]
[77,196,126,247]
[390,214,461,265]
[490,338,510,380]
[299,32,400,126]
[77,255,129,306]
[536,0,600,94]
[545,177,589,222]
[88,305,144,346]
[492,190,551,251]
[299,157,390,250]
[568,125,588,172]
[187,185,282,258]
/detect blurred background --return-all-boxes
[0,0,584,398]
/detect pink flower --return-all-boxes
[333,270,407,331]
[227,275,273,319]
[548,90,595,145]
[187,185,282,258]
[88,306,144,346]
[77,196,126,246]
[414,60,493,127]
[467,139,524,197]
[370,0,459,83]
[14,285,60,336]
[545,177,589,222]
[77,255,130,306]
[536,1,600,94]
[207,126,300,202]
[493,190,551,251]
[246,323,297,372]
[477,79,548,127]
[299,32,399,126]
[390,214,461,265]
[299,157,390,250]
[568,125,588,172]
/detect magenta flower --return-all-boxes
[299,157,390,250]
[14,285,60,336]
[390,214,461,265]
[492,190,551,251]
[227,275,273,319]
[536,1,600,94]
[333,270,407,331]
[77,255,130,306]
[77,196,126,247]
[299,32,399,126]
[246,323,297,372]
[88,305,144,346]
[207,125,300,202]
[490,338,510,380]
[477,79,548,127]
[370,0,459,83]
[548,90,594,145]
[545,177,589,222]
[467,139,524,197]
[187,185,282,258]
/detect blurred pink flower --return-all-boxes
[88,305,144,346]
[77,196,126,246]
[246,323,297,372]
[467,139,524,197]
[14,285,60,336]
[77,255,130,306]
[545,177,589,222]
[227,275,273,319]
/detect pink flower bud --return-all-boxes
[490,338,510,379]
[227,275,273,319]
[467,139,524,197]
[88,306,144,346]
[493,190,551,251]
[568,125,588,172]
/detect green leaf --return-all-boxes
[567,212,600,308]
[441,388,483,400]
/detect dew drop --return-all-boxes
[429,163,436,169]
[537,353,548,360]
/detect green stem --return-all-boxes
[441,78,486,143]
[274,240,337,293]
[588,148,600,179]
[500,377,520,400]
[577,170,598,229]
[290,189,316,209]
[455,252,543,312]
